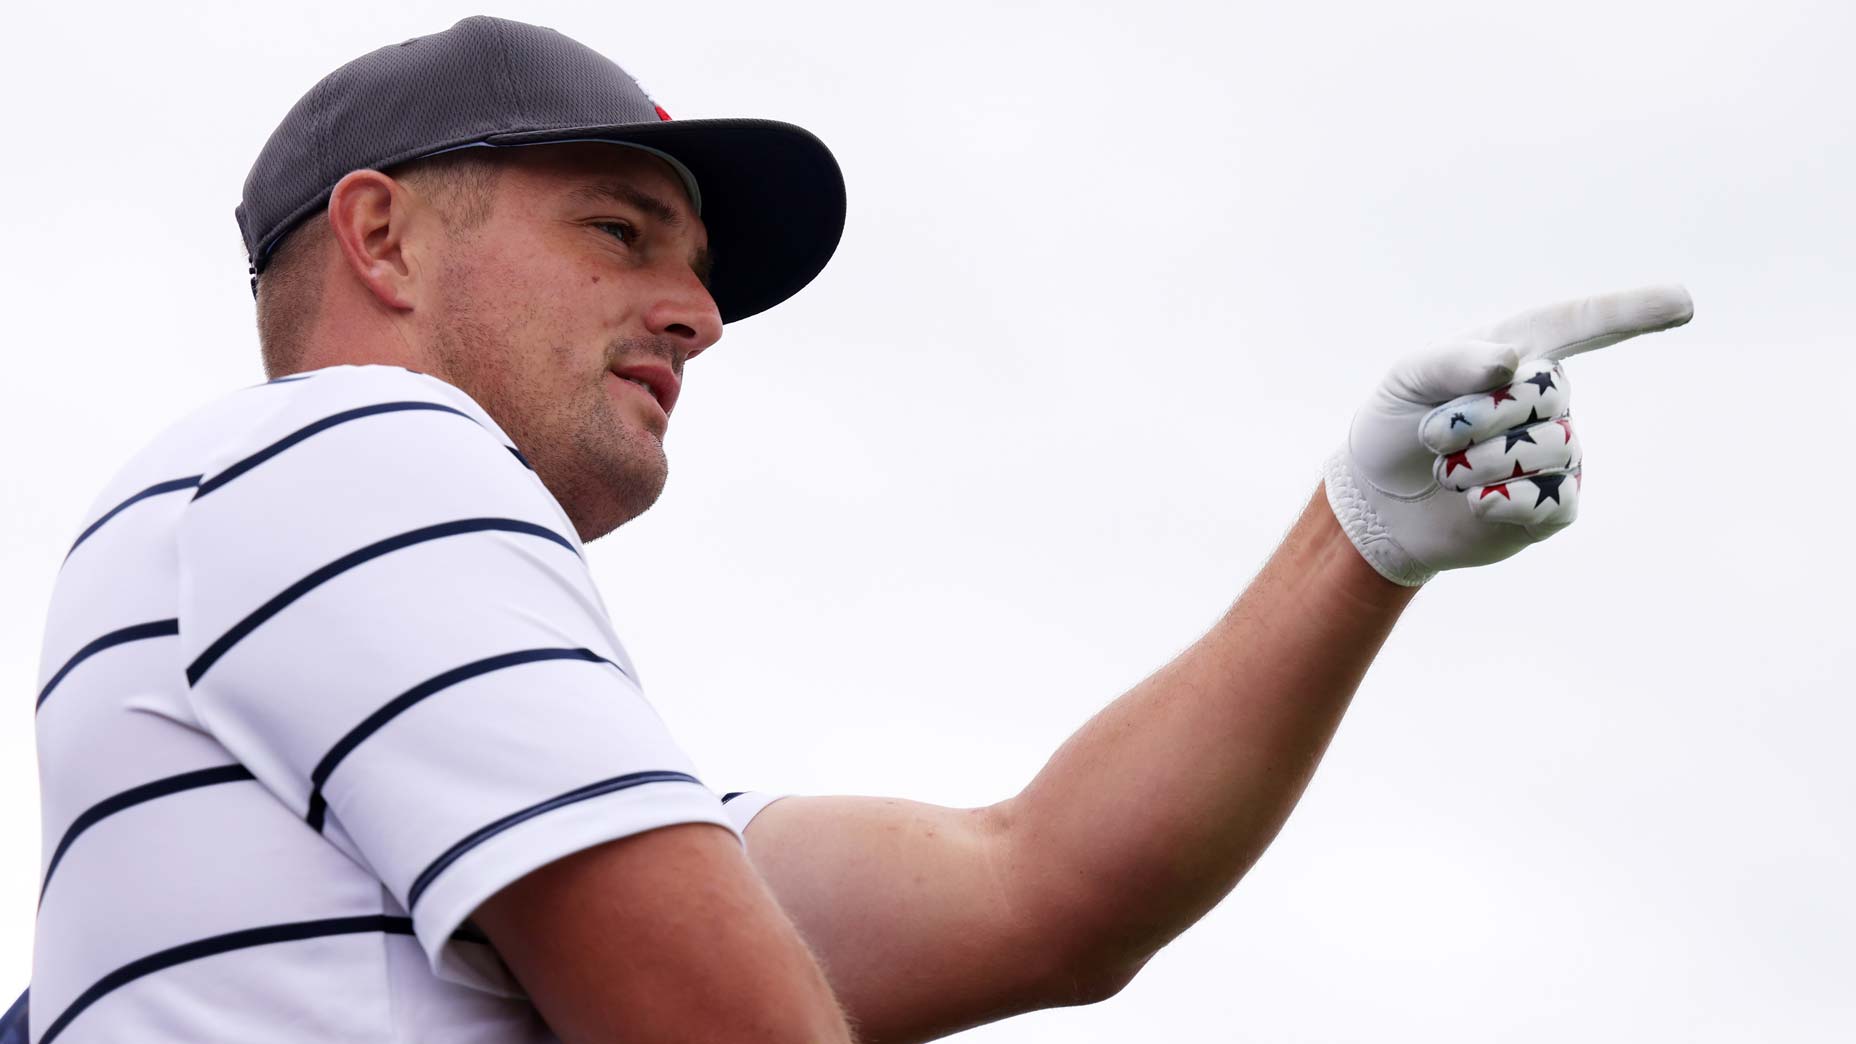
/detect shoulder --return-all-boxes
[209,365,518,461]
[64,366,521,556]
[165,365,576,564]
[187,365,529,493]
[176,365,561,530]
[91,367,515,497]
[253,365,498,422]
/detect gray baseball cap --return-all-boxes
[237,15,845,324]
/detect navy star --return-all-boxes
[1449,411,1470,429]
[1525,370,1556,395]
[1502,427,1536,452]
[1501,409,1544,452]
[1528,472,1567,507]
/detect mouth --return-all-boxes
[608,362,681,418]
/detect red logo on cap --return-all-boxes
[654,105,672,121]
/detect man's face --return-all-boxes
[422,142,722,541]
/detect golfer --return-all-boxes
[19,15,1692,1044]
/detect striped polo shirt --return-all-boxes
[29,365,772,1043]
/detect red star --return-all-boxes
[1490,387,1516,407]
[1443,448,1473,476]
[1555,418,1573,443]
[1575,470,1583,491]
[1508,461,1535,479]
[1479,483,1511,500]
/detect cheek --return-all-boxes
[477,260,578,351]
[445,235,615,378]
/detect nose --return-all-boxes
[645,265,724,363]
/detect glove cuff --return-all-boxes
[1321,447,1435,588]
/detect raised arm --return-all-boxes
[738,287,1693,1043]
[740,487,1408,1043]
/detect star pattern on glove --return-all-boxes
[1528,472,1567,506]
[1328,285,1695,589]
[1501,407,1544,452]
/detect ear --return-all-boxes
[325,169,433,312]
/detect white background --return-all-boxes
[3,1,1852,1039]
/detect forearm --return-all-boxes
[998,484,1417,972]
[733,486,1418,1041]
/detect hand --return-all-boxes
[1323,285,1695,587]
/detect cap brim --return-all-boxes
[486,118,845,325]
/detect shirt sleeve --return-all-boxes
[174,368,735,993]
[720,792,790,833]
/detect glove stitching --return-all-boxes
[1323,449,1433,587]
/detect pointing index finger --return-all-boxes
[1471,284,1695,362]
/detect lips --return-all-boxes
[609,363,681,417]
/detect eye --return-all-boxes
[595,220,640,246]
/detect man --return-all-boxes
[17,14,1692,1044]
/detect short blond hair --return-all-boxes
[253,149,503,377]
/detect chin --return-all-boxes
[545,396,672,540]
[576,454,668,541]
[613,470,668,524]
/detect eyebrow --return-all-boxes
[569,180,715,291]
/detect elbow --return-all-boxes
[985,803,1159,1011]
[1035,946,1151,1009]
[1020,894,1156,1009]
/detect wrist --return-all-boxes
[1304,482,1424,611]
[1320,449,1434,590]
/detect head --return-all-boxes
[255,141,722,541]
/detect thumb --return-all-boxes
[1384,339,1521,405]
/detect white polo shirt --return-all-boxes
[30,365,776,1043]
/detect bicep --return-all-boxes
[741,795,1082,1044]
[474,821,849,1044]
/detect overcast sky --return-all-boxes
[3,1,1851,1039]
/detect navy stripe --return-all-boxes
[305,647,621,831]
[265,374,316,384]
[41,765,254,902]
[194,401,476,499]
[39,915,414,1044]
[0,989,24,1044]
[721,792,744,803]
[28,906,491,1044]
[65,476,202,560]
[408,770,702,911]
[35,915,488,1044]
[186,518,577,687]
[37,620,179,711]
[506,444,533,470]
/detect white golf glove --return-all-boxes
[1323,285,1695,587]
